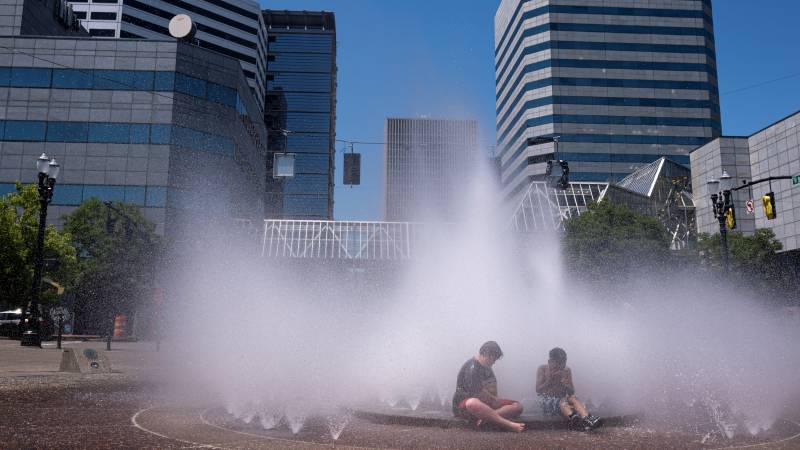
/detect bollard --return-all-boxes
[56,316,62,350]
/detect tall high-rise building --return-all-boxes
[384,118,478,221]
[66,0,265,106]
[262,10,336,220]
[495,0,721,202]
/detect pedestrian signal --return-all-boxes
[762,192,777,220]
[725,206,736,230]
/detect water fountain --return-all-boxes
[159,167,800,448]
[326,412,351,441]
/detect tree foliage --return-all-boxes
[562,200,671,283]
[62,198,162,333]
[0,183,77,309]
[697,229,797,301]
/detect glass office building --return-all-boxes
[66,0,266,109]
[494,0,721,203]
[0,35,268,238]
[383,118,479,221]
[262,10,336,220]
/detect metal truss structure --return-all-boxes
[602,157,696,250]
[508,157,696,249]
[253,158,695,260]
[509,181,609,233]
[261,220,416,260]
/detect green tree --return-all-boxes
[562,200,671,283]
[0,183,77,309]
[62,198,163,334]
[697,229,796,300]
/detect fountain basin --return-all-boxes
[351,404,640,430]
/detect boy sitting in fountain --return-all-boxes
[452,341,525,432]
[536,347,602,431]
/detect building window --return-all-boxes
[175,73,207,98]
[119,30,142,38]
[3,121,46,141]
[268,36,276,42]
[88,123,132,143]
[90,12,117,20]
[146,186,167,207]
[84,186,125,202]
[154,71,175,91]
[9,68,51,87]
[52,69,93,89]
[150,124,172,144]
[207,83,237,107]
[89,29,116,37]
[124,186,146,205]
[46,122,89,142]
[51,185,84,205]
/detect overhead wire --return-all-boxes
[721,71,800,96]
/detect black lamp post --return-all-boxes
[707,170,732,273]
[21,153,60,347]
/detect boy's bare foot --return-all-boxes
[507,421,525,433]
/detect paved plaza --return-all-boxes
[1,338,800,449]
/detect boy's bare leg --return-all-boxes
[495,401,523,420]
[559,398,574,418]
[464,398,525,432]
[566,395,588,417]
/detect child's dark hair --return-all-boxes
[549,347,567,362]
[479,341,503,359]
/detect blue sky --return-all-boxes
[259,0,800,220]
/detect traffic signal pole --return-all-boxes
[732,175,793,192]
[733,176,792,221]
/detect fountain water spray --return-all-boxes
[162,162,800,443]
[326,412,351,441]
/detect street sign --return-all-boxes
[49,306,70,323]
[746,199,755,214]
[793,175,800,185]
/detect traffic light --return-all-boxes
[343,153,361,185]
[762,192,777,220]
[725,206,736,230]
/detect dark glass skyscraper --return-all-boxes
[262,10,336,220]
[495,0,720,203]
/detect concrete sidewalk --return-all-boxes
[0,337,161,378]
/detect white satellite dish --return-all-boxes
[168,14,197,41]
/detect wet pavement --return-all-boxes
[1,338,799,449]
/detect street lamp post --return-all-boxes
[21,153,60,347]
[707,170,732,273]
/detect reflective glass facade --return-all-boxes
[66,0,264,105]
[263,10,336,220]
[494,0,721,203]
[0,37,268,237]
